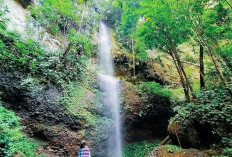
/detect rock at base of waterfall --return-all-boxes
[147,145,210,157]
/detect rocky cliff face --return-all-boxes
[4,0,29,33]
[0,71,83,156]
[4,0,65,52]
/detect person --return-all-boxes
[77,140,91,157]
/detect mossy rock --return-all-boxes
[147,145,209,157]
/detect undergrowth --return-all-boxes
[0,26,93,85]
[170,88,232,147]
[123,141,159,157]
[0,102,38,157]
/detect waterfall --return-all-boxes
[98,21,122,157]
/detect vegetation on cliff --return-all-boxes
[0,102,38,157]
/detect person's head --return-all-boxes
[80,140,86,148]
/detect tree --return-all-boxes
[135,0,194,102]
[187,0,232,96]
[200,44,205,90]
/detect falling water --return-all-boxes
[98,21,122,157]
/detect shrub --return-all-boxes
[0,30,46,73]
[67,29,94,56]
[170,88,232,141]
[0,103,38,157]
[138,82,171,98]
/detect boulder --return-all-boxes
[121,81,174,144]
[168,121,220,149]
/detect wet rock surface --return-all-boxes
[0,71,80,128]
[25,122,82,157]
[0,71,83,156]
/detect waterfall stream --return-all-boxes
[98,21,122,157]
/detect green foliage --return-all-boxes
[59,62,111,133]
[28,0,99,68]
[29,0,99,36]
[20,76,44,97]
[112,0,232,92]
[123,141,159,157]
[60,78,109,131]
[201,2,231,42]
[188,0,232,84]
[183,54,197,64]
[170,88,232,138]
[104,0,123,28]
[218,40,232,68]
[138,82,171,98]
[29,0,80,35]
[0,104,37,157]
[136,0,192,51]
[0,28,93,85]
[221,147,232,157]
[116,0,140,47]
[214,144,232,157]
[60,81,98,126]
[0,30,46,73]
[67,29,94,56]
[136,51,147,62]
[169,87,185,101]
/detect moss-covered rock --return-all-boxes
[147,145,209,157]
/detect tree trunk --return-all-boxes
[165,31,192,101]
[132,38,136,77]
[191,18,232,96]
[171,52,191,102]
[170,40,195,99]
[160,136,170,146]
[200,44,205,90]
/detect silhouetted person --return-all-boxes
[77,140,91,157]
